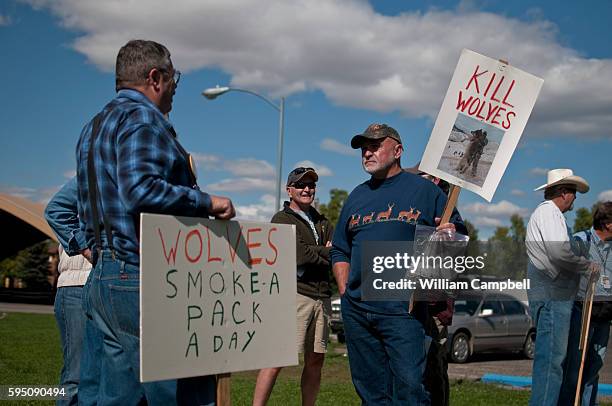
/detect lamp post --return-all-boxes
[202,86,285,213]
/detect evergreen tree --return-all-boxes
[573,207,593,233]
[319,188,348,228]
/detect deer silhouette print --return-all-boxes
[375,203,395,222]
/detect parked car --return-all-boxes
[330,292,535,363]
[330,297,345,343]
[448,291,535,363]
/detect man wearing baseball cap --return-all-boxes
[331,124,466,405]
[526,169,600,406]
[253,167,334,406]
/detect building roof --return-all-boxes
[0,193,57,258]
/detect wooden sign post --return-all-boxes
[574,273,598,406]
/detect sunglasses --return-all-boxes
[291,181,316,190]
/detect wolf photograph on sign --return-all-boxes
[436,113,504,187]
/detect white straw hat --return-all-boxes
[534,168,589,193]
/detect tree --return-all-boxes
[0,240,52,290]
[319,188,348,228]
[573,207,593,233]
[509,214,526,242]
[509,214,527,279]
[464,219,479,241]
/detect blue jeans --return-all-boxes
[341,295,430,405]
[85,251,216,406]
[54,286,86,406]
[559,302,610,406]
[527,264,578,406]
[78,314,102,406]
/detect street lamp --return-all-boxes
[202,86,285,213]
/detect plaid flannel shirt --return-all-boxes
[76,89,211,266]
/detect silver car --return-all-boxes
[448,292,535,363]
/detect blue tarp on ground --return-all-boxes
[481,374,612,396]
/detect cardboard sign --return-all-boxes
[420,49,544,201]
[139,213,298,382]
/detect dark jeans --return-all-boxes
[54,286,86,406]
[341,295,430,405]
[84,251,216,405]
[423,317,449,406]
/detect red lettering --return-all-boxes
[266,227,279,266]
[483,72,496,97]
[502,79,515,108]
[206,226,222,263]
[502,111,515,130]
[247,228,263,265]
[184,229,202,263]
[158,228,181,266]
[491,107,505,125]
[475,99,487,120]
[485,105,500,122]
[467,98,481,115]
[225,223,243,263]
[490,76,505,102]
[465,65,487,94]
[456,91,473,112]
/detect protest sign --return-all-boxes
[139,213,298,382]
[420,49,544,201]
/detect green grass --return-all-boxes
[1,312,610,405]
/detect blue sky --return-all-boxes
[1,0,610,237]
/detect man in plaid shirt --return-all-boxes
[76,39,235,405]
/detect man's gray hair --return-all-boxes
[115,40,172,92]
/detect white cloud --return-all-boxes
[0,186,37,200]
[510,189,525,196]
[462,200,528,217]
[320,138,359,156]
[0,14,11,26]
[192,153,274,177]
[24,0,612,138]
[227,158,275,177]
[598,190,612,202]
[206,177,275,193]
[192,153,222,171]
[292,160,333,177]
[471,217,504,228]
[530,167,549,176]
[63,170,76,179]
[235,194,276,222]
[0,184,61,204]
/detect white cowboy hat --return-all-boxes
[534,168,590,193]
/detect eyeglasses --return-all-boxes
[159,68,181,86]
[291,167,314,175]
[291,181,316,190]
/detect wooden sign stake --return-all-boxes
[574,275,597,406]
[217,373,231,406]
[440,184,462,225]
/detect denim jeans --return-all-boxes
[77,314,101,406]
[341,295,430,405]
[85,251,216,406]
[54,286,86,406]
[559,302,610,406]
[527,263,579,406]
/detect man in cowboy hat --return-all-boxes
[526,169,600,406]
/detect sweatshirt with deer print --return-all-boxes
[331,171,466,314]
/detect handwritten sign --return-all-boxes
[420,49,544,201]
[139,213,298,382]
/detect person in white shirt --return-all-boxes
[526,168,599,406]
